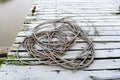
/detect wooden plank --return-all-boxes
[25,16,120,22]
[17,31,120,36]
[31,7,115,11]
[26,13,120,20]
[27,14,120,20]
[34,0,113,3]
[25,22,120,26]
[5,59,120,70]
[8,49,120,59]
[87,59,120,70]
[26,13,120,18]
[10,42,120,51]
[26,12,120,17]
[34,1,116,5]
[33,5,118,10]
[20,26,120,31]
[33,6,118,10]
[14,36,120,43]
[35,0,113,2]
[56,3,117,6]
[23,17,120,25]
[30,6,117,10]
[27,13,114,17]
[29,8,118,12]
[22,23,120,28]
[0,65,120,80]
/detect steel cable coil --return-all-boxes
[16,17,95,70]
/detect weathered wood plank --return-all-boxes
[14,36,120,43]
[34,6,117,10]
[10,42,120,52]
[17,31,120,36]
[24,18,120,24]
[27,13,116,18]
[30,6,118,10]
[8,49,120,59]
[26,16,120,22]
[5,59,120,70]
[29,8,118,12]
[25,22,120,27]
[0,65,120,80]
[26,16,120,21]
[29,13,117,18]
[20,25,120,31]
[22,23,120,28]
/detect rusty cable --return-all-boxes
[16,17,95,70]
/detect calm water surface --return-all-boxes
[0,0,34,46]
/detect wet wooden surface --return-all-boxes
[1,0,120,80]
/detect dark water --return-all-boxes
[0,0,34,46]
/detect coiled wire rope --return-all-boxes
[16,17,95,70]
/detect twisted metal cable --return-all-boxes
[16,17,95,70]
